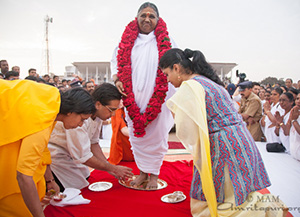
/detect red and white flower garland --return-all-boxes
[117,18,171,137]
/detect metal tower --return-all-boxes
[44,15,53,75]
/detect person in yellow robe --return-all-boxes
[0,79,95,217]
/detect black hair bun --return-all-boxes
[183,49,194,59]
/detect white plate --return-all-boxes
[88,181,113,192]
[161,192,186,203]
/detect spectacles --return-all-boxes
[105,105,118,113]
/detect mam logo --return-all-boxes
[217,195,282,212]
[256,195,280,203]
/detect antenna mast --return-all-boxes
[45,15,53,75]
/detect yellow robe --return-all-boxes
[0,80,60,216]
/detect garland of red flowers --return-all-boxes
[117,18,171,137]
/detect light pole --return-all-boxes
[45,15,53,75]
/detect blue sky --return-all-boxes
[1,0,299,83]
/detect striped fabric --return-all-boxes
[190,75,271,206]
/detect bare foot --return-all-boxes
[130,171,148,188]
[146,174,158,190]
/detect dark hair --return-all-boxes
[273,87,283,95]
[43,74,50,78]
[288,87,298,95]
[138,2,159,17]
[159,48,224,86]
[60,88,96,115]
[286,78,293,83]
[0,60,7,65]
[25,75,37,81]
[92,83,121,106]
[252,82,260,87]
[83,81,93,88]
[46,82,55,86]
[281,85,288,92]
[37,77,46,83]
[282,92,294,103]
[28,68,36,73]
[5,71,19,80]
[53,75,59,79]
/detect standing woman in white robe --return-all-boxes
[289,93,300,160]
[110,2,176,189]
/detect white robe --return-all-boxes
[111,31,176,175]
[264,102,284,143]
[279,111,291,153]
[290,116,300,161]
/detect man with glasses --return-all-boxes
[48,83,133,191]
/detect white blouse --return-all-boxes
[290,116,300,161]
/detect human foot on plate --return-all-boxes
[130,171,148,188]
[146,174,158,190]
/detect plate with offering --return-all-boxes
[88,181,113,192]
[118,175,167,191]
[52,193,67,202]
[161,191,186,203]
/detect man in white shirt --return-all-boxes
[48,83,133,191]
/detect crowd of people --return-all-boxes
[0,59,98,93]
[0,2,299,217]
[225,78,300,161]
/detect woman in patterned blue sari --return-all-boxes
[159,48,287,217]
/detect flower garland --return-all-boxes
[117,18,171,137]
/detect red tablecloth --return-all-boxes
[44,160,194,217]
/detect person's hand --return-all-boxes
[41,194,52,208]
[41,181,60,208]
[290,105,300,121]
[115,80,127,97]
[248,117,256,125]
[120,126,129,137]
[110,165,133,180]
[46,180,60,195]
[274,111,283,124]
[263,101,271,114]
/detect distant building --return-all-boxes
[210,62,237,82]
[66,62,112,84]
[63,61,236,85]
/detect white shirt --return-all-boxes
[290,116,300,161]
[48,117,102,189]
[279,111,291,153]
[264,102,284,143]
